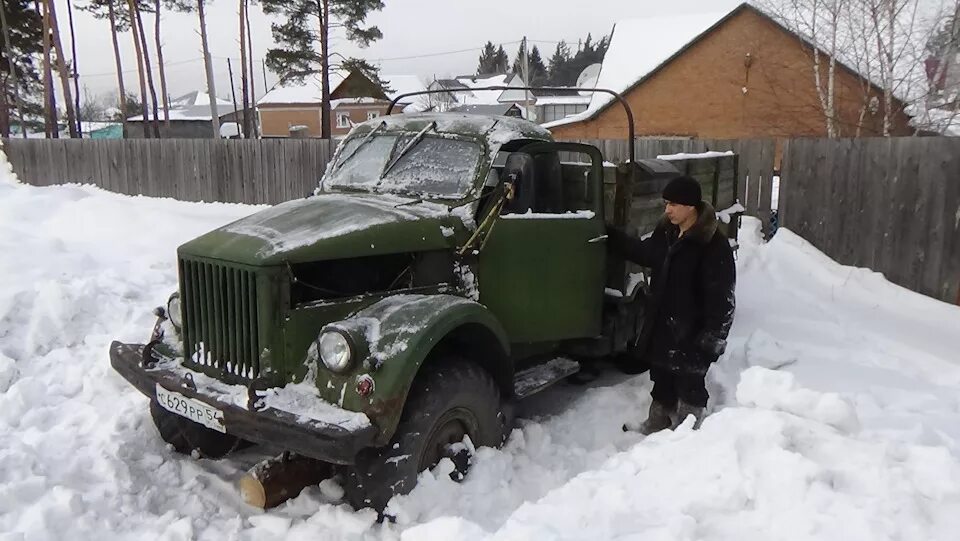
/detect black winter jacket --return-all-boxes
[607,203,736,374]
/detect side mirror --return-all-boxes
[502,152,537,214]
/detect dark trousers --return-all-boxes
[649,367,708,408]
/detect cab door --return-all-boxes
[477,143,606,343]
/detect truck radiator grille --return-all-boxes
[179,259,260,381]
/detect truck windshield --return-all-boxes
[325,134,482,198]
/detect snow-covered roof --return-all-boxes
[330,97,385,108]
[127,91,235,122]
[382,74,432,113]
[544,10,729,129]
[908,104,960,136]
[383,75,428,101]
[536,95,592,106]
[445,73,529,106]
[170,90,232,109]
[258,70,349,105]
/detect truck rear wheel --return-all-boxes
[342,358,507,512]
[149,400,245,459]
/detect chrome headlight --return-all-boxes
[166,293,183,330]
[318,330,353,372]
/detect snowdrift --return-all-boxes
[2,152,959,540]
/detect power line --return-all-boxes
[77,36,580,79]
[369,41,523,62]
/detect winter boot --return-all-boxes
[672,401,705,430]
[623,400,674,434]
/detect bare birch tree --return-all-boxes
[763,0,848,137]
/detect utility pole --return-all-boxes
[522,36,532,121]
[227,57,240,135]
[262,59,268,92]
[66,0,81,136]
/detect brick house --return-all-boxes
[258,71,428,138]
[547,3,914,140]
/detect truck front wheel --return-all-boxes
[342,358,507,512]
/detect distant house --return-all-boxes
[535,94,591,124]
[126,91,242,139]
[426,73,534,117]
[258,71,429,138]
[547,3,913,140]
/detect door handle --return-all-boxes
[587,234,608,244]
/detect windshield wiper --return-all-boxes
[331,121,386,173]
[379,121,436,180]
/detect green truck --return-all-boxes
[110,91,739,511]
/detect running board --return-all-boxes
[513,358,581,399]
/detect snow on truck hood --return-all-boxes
[179,192,464,265]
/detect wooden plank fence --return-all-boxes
[779,137,960,305]
[1,137,777,223]
[2,138,334,206]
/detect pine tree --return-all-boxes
[511,44,548,88]
[528,45,547,87]
[477,41,498,75]
[493,44,508,73]
[547,40,571,85]
[261,0,384,139]
[0,0,42,137]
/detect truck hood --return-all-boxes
[178,193,465,265]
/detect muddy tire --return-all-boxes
[149,400,245,459]
[342,358,507,512]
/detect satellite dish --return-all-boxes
[576,63,602,94]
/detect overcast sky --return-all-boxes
[63,0,744,106]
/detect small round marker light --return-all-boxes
[356,375,375,397]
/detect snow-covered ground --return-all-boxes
[2,152,960,541]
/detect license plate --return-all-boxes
[155,384,226,433]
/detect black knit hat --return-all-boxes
[662,176,702,206]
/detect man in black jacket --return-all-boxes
[607,175,736,434]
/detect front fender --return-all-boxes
[334,294,510,445]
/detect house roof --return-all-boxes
[544,2,913,130]
[543,9,733,129]
[434,79,470,91]
[127,91,234,122]
[535,95,592,106]
[257,70,349,105]
[382,74,431,112]
[455,73,528,105]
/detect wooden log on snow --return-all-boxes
[239,452,333,509]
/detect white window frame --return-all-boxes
[367,110,380,121]
[336,112,351,128]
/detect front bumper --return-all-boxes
[109,341,378,465]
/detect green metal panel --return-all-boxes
[478,216,606,342]
[178,256,278,384]
[322,295,510,444]
[178,193,459,266]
